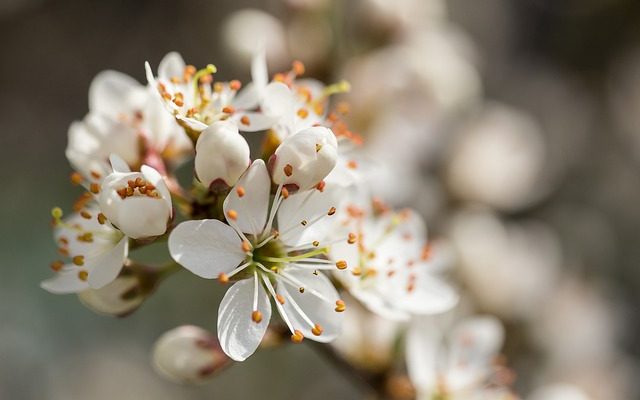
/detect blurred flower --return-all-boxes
[332,206,458,320]
[152,326,230,384]
[222,9,289,72]
[406,314,513,399]
[448,208,562,320]
[169,160,345,361]
[445,103,548,212]
[331,294,400,372]
[528,384,592,400]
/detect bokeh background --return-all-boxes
[2,0,640,399]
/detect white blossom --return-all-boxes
[195,121,251,188]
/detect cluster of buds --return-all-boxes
[41,48,516,399]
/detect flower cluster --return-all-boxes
[42,49,516,398]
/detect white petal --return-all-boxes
[277,185,340,246]
[87,235,129,289]
[116,196,171,239]
[349,287,410,322]
[395,274,459,315]
[217,278,271,361]
[234,112,276,132]
[158,52,186,81]
[251,46,268,97]
[141,165,172,212]
[89,70,140,118]
[41,267,90,294]
[232,82,260,110]
[176,115,208,132]
[261,82,294,119]
[446,316,504,390]
[406,316,443,395]
[168,220,246,279]
[223,160,271,236]
[109,154,131,173]
[277,270,342,342]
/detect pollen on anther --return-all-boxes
[217,272,229,284]
[291,330,304,343]
[240,115,251,126]
[311,323,323,336]
[283,164,293,177]
[241,240,251,252]
[222,106,235,114]
[227,209,238,221]
[315,181,326,192]
[72,255,85,266]
[347,160,358,170]
[251,310,263,323]
[70,172,83,185]
[300,220,308,226]
[312,240,320,247]
[89,183,100,194]
[78,270,88,281]
[80,210,92,219]
[297,108,309,119]
[281,187,290,199]
[229,80,242,91]
[298,287,305,293]
[50,260,64,272]
[292,60,305,76]
[276,294,285,305]
[347,233,357,244]
[328,207,336,216]
[236,186,245,197]
[97,213,107,225]
[335,300,346,312]
[336,260,348,270]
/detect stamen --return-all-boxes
[97,213,107,225]
[70,172,83,185]
[90,183,100,194]
[276,294,285,305]
[50,260,64,272]
[311,324,323,336]
[236,186,245,197]
[217,272,229,284]
[283,164,293,177]
[335,300,346,312]
[291,330,304,343]
[226,209,238,221]
[80,211,92,219]
[261,274,295,334]
[78,270,88,281]
[347,233,357,244]
[335,260,348,270]
[240,115,250,126]
[251,310,263,323]
[72,255,85,266]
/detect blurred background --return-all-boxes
[2,0,640,398]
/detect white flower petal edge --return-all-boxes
[223,159,270,236]
[168,219,246,279]
[41,266,91,294]
[406,316,443,396]
[86,235,129,289]
[218,277,271,361]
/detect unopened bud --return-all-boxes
[195,121,250,188]
[152,326,231,384]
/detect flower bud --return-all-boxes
[195,121,251,189]
[98,161,172,239]
[270,126,338,191]
[152,326,231,384]
[78,274,145,317]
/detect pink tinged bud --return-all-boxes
[152,326,231,384]
[270,126,338,191]
[195,121,251,188]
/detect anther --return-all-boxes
[240,115,250,126]
[251,310,263,323]
[276,294,285,304]
[421,244,432,261]
[335,300,346,312]
[300,220,308,226]
[50,260,64,272]
[347,233,357,244]
[97,213,107,225]
[80,210,92,219]
[90,171,102,180]
[291,330,304,343]
[217,273,229,284]
[241,240,251,252]
[222,106,235,114]
[298,287,305,293]
[229,80,242,91]
[336,260,348,270]
[315,181,326,192]
[89,183,100,194]
[51,207,63,219]
[297,108,309,119]
[283,164,293,177]
[78,270,88,281]
[311,323,323,336]
[281,187,290,199]
[72,255,85,266]
[347,160,358,169]
[226,209,238,221]
[312,240,320,247]
[70,172,83,185]
[315,143,322,152]
[327,207,336,216]
[234,186,245,198]
[292,60,305,76]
